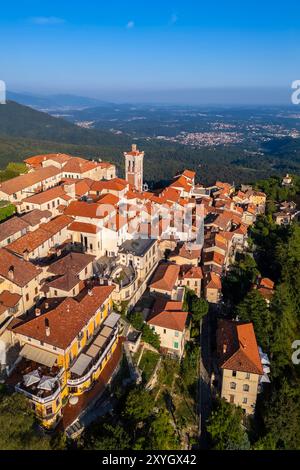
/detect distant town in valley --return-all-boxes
[0,128,300,450]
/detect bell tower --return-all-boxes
[124,144,144,192]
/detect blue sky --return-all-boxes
[0,1,299,102]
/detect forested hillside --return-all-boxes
[0,101,299,186]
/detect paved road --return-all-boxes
[198,311,212,448]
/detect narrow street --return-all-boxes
[198,311,213,448]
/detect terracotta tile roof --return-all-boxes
[217,319,263,375]
[203,250,225,266]
[22,185,66,205]
[47,252,95,277]
[150,263,180,292]
[170,175,192,193]
[90,178,128,193]
[68,221,99,234]
[24,154,72,168]
[233,223,248,235]
[12,285,115,349]
[205,272,222,290]
[62,157,102,174]
[0,217,29,243]
[181,169,196,180]
[64,201,108,219]
[97,193,119,206]
[180,265,203,279]
[6,228,51,255]
[20,209,52,227]
[151,297,184,316]
[148,307,188,332]
[39,215,73,235]
[0,290,22,308]
[6,215,73,255]
[0,248,41,287]
[46,272,81,292]
[0,166,61,196]
[259,277,274,290]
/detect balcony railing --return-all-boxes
[67,331,118,387]
[15,382,61,405]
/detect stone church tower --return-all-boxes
[124,144,144,192]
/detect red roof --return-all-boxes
[150,263,180,292]
[68,221,99,234]
[148,298,188,332]
[205,272,222,290]
[259,278,274,290]
[217,319,263,375]
[12,286,115,349]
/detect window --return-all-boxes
[243,384,250,392]
[46,406,52,416]
[175,331,179,337]
[232,370,237,377]
[35,287,38,295]
[230,395,235,404]
[246,372,250,379]
[54,290,58,297]
[163,329,167,334]
[243,397,248,404]
[174,341,179,349]
[25,293,29,302]
[230,382,236,390]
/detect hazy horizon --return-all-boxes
[8,86,295,107]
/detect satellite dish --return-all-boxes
[143,183,149,192]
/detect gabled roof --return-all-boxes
[68,221,99,234]
[64,200,109,219]
[6,215,73,255]
[148,297,188,332]
[20,209,52,227]
[205,272,222,290]
[217,319,263,375]
[259,277,274,290]
[0,166,61,195]
[12,285,115,349]
[22,185,66,205]
[150,263,180,292]
[0,248,41,287]
[0,217,29,243]
[180,265,203,279]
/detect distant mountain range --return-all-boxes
[6,92,113,111]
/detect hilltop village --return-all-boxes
[0,145,272,435]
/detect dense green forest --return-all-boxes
[0,101,299,186]
[212,177,300,450]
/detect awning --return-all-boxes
[86,344,100,359]
[70,353,92,377]
[94,335,107,349]
[20,344,58,368]
[100,326,113,339]
[103,312,120,329]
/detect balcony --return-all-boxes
[14,359,62,405]
[67,314,120,388]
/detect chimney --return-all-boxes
[88,289,93,296]
[132,144,137,152]
[45,318,50,337]
[45,302,49,310]
[35,308,41,317]
[8,265,14,281]
[223,343,227,354]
